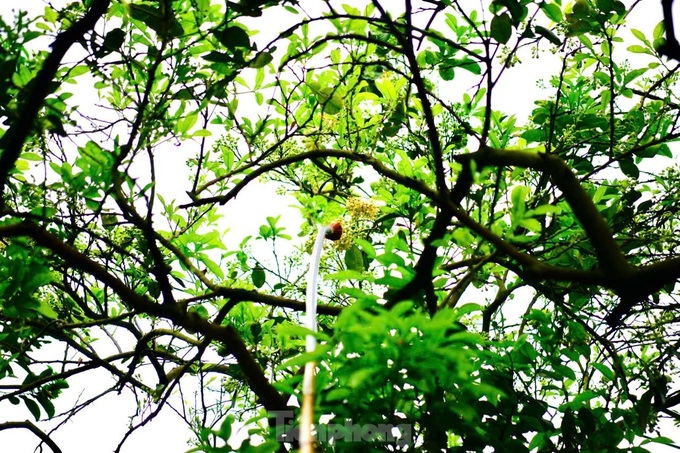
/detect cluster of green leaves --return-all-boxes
[2,0,680,452]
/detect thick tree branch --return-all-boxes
[443,199,607,285]
[111,172,177,305]
[183,148,614,297]
[385,208,454,314]
[0,222,290,412]
[0,350,137,398]
[482,284,513,334]
[182,288,341,315]
[0,0,111,205]
[605,257,680,325]
[214,288,342,316]
[658,0,680,61]
[443,253,496,310]
[456,145,632,278]
[453,145,680,325]
[0,421,62,453]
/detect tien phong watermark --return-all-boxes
[270,411,412,446]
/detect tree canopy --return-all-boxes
[2,0,680,451]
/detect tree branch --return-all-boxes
[371,0,449,195]
[0,421,62,453]
[179,148,440,209]
[452,145,680,325]
[385,207,454,314]
[456,145,632,279]
[0,0,111,206]
[0,221,290,412]
[658,0,680,61]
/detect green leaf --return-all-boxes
[348,367,377,388]
[216,26,250,50]
[641,436,676,446]
[631,28,651,45]
[277,322,319,340]
[23,397,41,420]
[600,88,611,110]
[354,238,376,258]
[30,206,58,218]
[277,350,318,370]
[96,28,125,57]
[217,415,234,441]
[177,113,198,134]
[322,92,344,114]
[511,185,528,218]
[572,390,600,406]
[566,19,593,36]
[326,270,368,281]
[219,149,235,175]
[375,76,397,101]
[33,300,59,319]
[653,21,665,40]
[199,254,225,280]
[128,3,183,38]
[344,245,365,271]
[37,395,55,419]
[531,204,562,215]
[572,0,592,15]
[454,303,482,317]
[628,45,653,55]
[636,144,672,159]
[554,364,576,380]
[623,67,649,85]
[540,3,563,22]
[69,65,89,77]
[307,81,344,115]
[535,25,562,45]
[592,362,615,380]
[252,265,265,288]
[519,217,542,233]
[619,158,639,178]
[21,152,42,161]
[192,129,212,137]
[203,51,234,63]
[595,0,623,13]
[250,51,273,68]
[490,13,512,44]
[189,304,210,319]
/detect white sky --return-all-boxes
[1,1,679,452]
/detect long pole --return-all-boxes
[300,222,341,453]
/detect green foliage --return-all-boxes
[1,0,680,452]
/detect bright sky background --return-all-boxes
[1,1,679,452]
